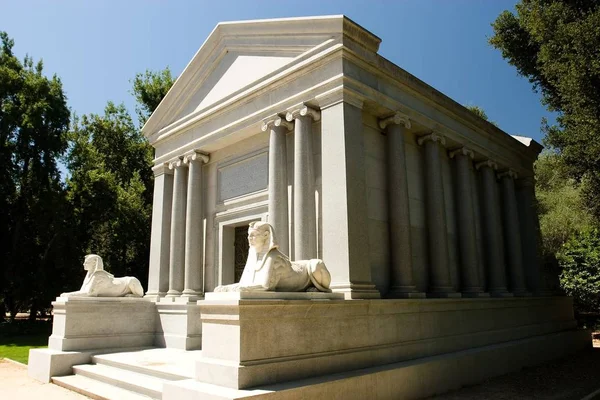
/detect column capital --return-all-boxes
[261,115,293,132]
[183,150,210,165]
[475,159,498,171]
[417,132,446,147]
[152,162,173,176]
[378,112,411,130]
[449,146,474,159]
[286,104,321,122]
[498,169,518,180]
[168,156,186,170]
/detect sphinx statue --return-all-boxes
[215,221,331,293]
[60,254,144,298]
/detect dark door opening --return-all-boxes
[234,225,250,283]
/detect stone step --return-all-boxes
[92,351,193,381]
[72,363,167,399]
[52,374,154,400]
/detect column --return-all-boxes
[379,113,424,298]
[286,105,319,260]
[182,150,209,299]
[475,160,512,297]
[499,170,530,296]
[449,147,487,297]
[418,133,459,297]
[516,177,546,295]
[145,163,174,299]
[263,115,293,255]
[319,97,380,299]
[166,157,188,298]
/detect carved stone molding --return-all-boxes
[475,159,498,171]
[286,104,321,122]
[417,132,446,147]
[449,147,475,159]
[168,156,185,170]
[261,115,293,132]
[152,162,173,176]
[183,149,210,165]
[378,112,411,130]
[498,169,518,180]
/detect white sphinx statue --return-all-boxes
[60,254,144,298]
[215,221,331,292]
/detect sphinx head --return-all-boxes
[83,254,104,273]
[247,222,277,252]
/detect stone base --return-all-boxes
[195,296,583,390]
[155,301,202,350]
[164,328,590,400]
[48,297,156,352]
[28,349,93,383]
[204,291,344,301]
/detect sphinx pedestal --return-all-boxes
[163,295,590,400]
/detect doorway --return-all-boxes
[234,225,249,282]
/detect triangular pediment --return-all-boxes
[175,52,296,120]
[142,15,381,140]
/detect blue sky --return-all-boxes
[1,0,553,143]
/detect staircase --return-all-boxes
[51,349,200,400]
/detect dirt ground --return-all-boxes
[1,338,599,400]
[0,359,88,400]
[429,339,600,400]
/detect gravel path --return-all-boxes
[0,359,89,399]
[428,342,600,400]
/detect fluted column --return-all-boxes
[166,157,188,298]
[499,170,530,296]
[146,163,174,299]
[263,115,293,255]
[449,147,487,297]
[418,133,460,297]
[516,177,546,295]
[476,160,512,297]
[181,150,209,299]
[379,113,424,298]
[287,105,320,260]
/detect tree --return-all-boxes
[66,69,173,288]
[490,0,600,219]
[0,32,71,320]
[465,105,499,126]
[535,151,593,258]
[131,68,174,126]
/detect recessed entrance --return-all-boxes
[234,225,250,282]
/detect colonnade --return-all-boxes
[146,150,209,300]
[380,112,542,297]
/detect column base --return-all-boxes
[181,290,203,301]
[427,287,461,298]
[165,290,182,298]
[330,283,381,299]
[512,289,532,297]
[144,291,167,302]
[461,291,491,298]
[387,286,426,299]
[489,289,514,298]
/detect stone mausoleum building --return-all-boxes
[29,16,590,400]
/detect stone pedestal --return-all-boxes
[28,297,156,382]
[155,299,202,350]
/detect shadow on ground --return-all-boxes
[429,345,600,400]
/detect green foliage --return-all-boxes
[131,67,174,126]
[66,102,154,280]
[465,105,499,127]
[558,229,600,312]
[535,152,593,258]
[490,0,600,220]
[0,31,72,320]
